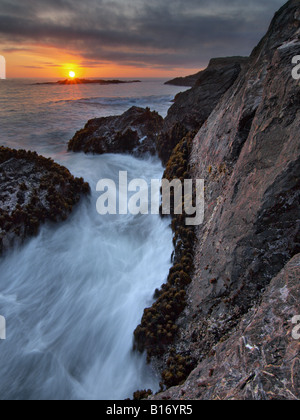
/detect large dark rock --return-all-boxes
[157,57,249,165]
[165,70,205,87]
[0,147,90,254]
[68,106,163,157]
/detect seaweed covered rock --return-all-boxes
[133,389,153,401]
[134,133,197,388]
[161,351,196,389]
[68,106,163,157]
[0,147,90,254]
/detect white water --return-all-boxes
[0,79,188,400]
[0,153,173,400]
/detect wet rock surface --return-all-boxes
[68,106,163,157]
[0,147,90,254]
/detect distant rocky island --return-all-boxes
[34,78,141,86]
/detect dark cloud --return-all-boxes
[22,65,45,69]
[0,0,286,69]
[2,47,34,53]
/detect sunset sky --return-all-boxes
[0,0,285,79]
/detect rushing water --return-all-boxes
[0,78,188,400]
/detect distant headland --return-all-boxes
[33,78,141,86]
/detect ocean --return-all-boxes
[0,78,188,400]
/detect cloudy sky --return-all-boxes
[0,0,286,78]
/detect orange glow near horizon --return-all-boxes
[3,46,201,80]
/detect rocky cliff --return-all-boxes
[164,70,204,87]
[138,0,300,400]
[157,57,249,165]
[164,57,249,87]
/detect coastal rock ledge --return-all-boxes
[0,147,90,255]
[68,106,163,157]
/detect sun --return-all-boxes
[69,71,76,79]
